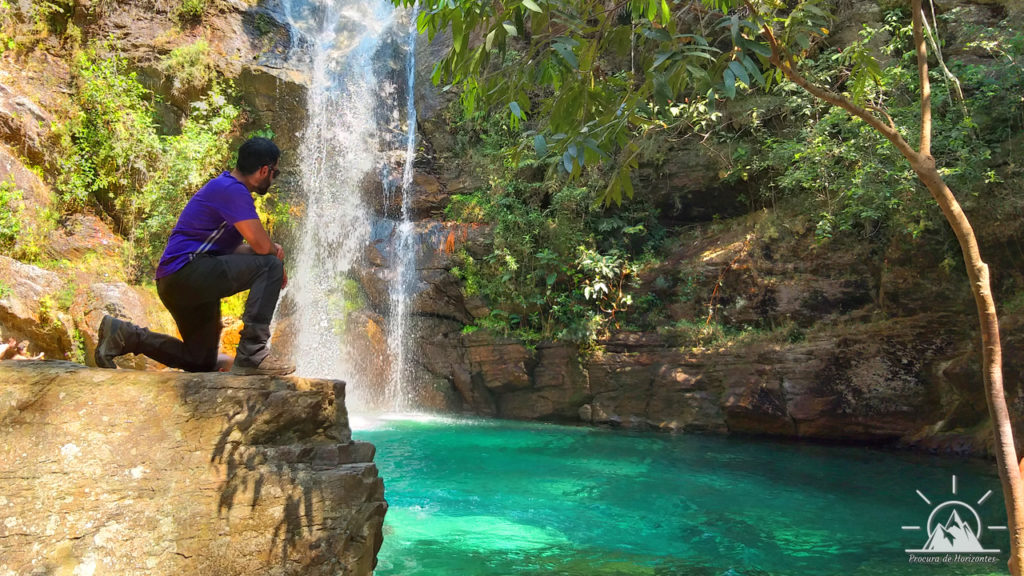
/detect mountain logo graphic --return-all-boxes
[903,475,1004,554]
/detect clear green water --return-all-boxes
[355,416,1009,576]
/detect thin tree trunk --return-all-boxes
[914,163,1024,576]
[909,3,1024,572]
[742,0,1024,569]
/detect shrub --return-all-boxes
[160,38,215,95]
[0,178,23,251]
[176,0,206,24]
[56,48,161,223]
[56,46,241,280]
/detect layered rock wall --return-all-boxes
[0,361,386,576]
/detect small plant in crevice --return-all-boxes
[176,0,206,25]
[160,37,216,96]
[0,178,23,252]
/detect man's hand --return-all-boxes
[273,243,288,288]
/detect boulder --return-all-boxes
[0,361,386,576]
[0,144,52,211]
[45,213,123,263]
[69,282,173,369]
[0,256,75,360]
[0,81,54,167]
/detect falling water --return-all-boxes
[384,3,419,410]
[278,0,418,410]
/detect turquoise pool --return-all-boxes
[355,416,1009,575]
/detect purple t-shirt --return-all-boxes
[155,172,259,279]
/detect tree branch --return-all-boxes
[912,0,932,157]
[753,14,917,161]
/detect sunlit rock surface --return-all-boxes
[0,361,386,575]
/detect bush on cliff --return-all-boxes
[54,46,241,280]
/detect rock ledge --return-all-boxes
[0,361,386,576]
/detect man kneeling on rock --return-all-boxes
[95,137,294,376]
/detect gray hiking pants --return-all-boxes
[132,253,284,372]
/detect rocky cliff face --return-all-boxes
[0,361,386,575]
[397,261,1021,456]
[368,0,1024,456]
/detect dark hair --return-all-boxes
[236,137,281,174]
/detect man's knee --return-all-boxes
[259,254,284,278]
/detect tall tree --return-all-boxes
[398,0,1023,568]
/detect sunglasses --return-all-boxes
[267,166,280,178]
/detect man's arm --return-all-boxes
[234,219,275,255]
[235,219,287,286]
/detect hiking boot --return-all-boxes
[230,356,295,376]
[95,315,132,369]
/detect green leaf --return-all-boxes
[552,41,578,69]
[740,54,764,86]
[803,4,828,17]
[509,100,526,119]
[486,29,496,51]
[641,27,672,42]
[621,170,634,199]
[583,138,607,159]
[452,18,464,53]
[737,36,772,57]
[503,21,518,36]
[660,0,670,25]
[522,0,542,13]
[534,134,547,156]
[728,60,749,87]
[795,33,810,50]
[722,68,736,98]
[546,272,557,286]
[685,63,710,80]
[651,50,675,69]
[563,151,574,173]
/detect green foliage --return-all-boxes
[0,178,23,252]
[136,84,239,272]
[176,0,206,24]
[444,105,663,346]
[70,328,87,364]
[30,0,73,36]
[56,47,240,279]
[0,173,51,262]
[395,0,777,205]
[55,279,76,311]
[254,13,275,36]
[0,280,10,300]
[399,0,1022,248]
[160,38,215,95]
[743,11,1024,241]
[37,294,62,330]
[57,48,162,218]
[326,276,366,335]
[0,0,17,53]
[222,290,248,318]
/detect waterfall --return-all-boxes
[384,2,419,411]
[278,0,418,411]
